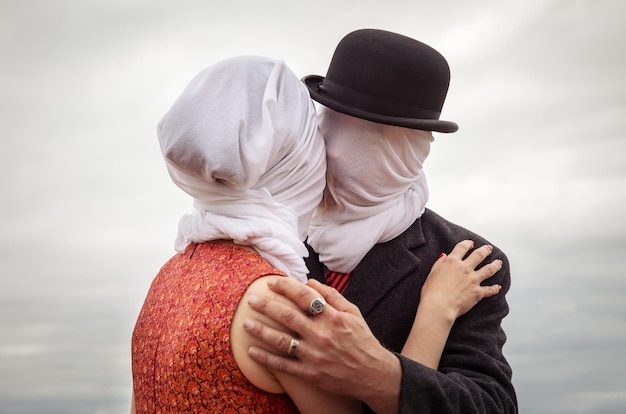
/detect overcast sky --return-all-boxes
[1,1,625,413]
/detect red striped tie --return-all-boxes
[325,270,352,294]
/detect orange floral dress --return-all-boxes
[132,242,298,413]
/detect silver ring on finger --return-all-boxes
[307,296,326,316]
[287,337,300,356]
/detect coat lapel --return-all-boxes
[343,218,426,316]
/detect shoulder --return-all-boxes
[230,275,298,394]
[421,209,508,255]
[420,209,481,239]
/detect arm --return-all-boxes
[244,241,509,413]
[394,247,516,413]
[401,241,502,369]
[244,278,401,414]
[231,275,363,414]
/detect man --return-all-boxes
[243,29,517,413]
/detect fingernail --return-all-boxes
[243,319,254,330]
[498,285,502,292]
[248,295,259,305]
[248,347,260,359]
[438,252,445,258]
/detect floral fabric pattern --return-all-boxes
[132,243,298,413]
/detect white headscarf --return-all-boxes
[308,107,433,273]
[157,56,326,282]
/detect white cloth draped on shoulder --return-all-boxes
[308,107,433,273]
[157,56,326,282]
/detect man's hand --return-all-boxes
[244,277,401,414]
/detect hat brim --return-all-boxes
[303,75,458,133]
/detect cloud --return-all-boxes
[1,1,626,413]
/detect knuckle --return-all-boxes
[456,240,471,250]
[485,260,501,275]
[470,275,482,287]
[316,331,334,348]
[326,312,345,328]
[347,302,361,314]
[248,321,262,335]
[253,351,268,364]
[276,334,290,351]
[277,307,296,325]
[258,351,270,364]
[275,358,290,373]
[251,296,267,311]
[295,285,313,303]
[476,248,489,260]
[279,306,297,323]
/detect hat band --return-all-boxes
[318,79,441,120]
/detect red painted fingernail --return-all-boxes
[439,252,445,258]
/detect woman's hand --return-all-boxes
[401,240,503,368]
[420,240,503,323]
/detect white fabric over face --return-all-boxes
[308,107,433,273]
[157,56,326,282]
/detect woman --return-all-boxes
[130,56,501,413]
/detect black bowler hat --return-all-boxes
[303,29,458,133]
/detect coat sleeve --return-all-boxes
[394,251,517,413]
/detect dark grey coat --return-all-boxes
[305,208,517,413]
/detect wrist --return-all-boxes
[417,297,457,327]
[358,348,401,414]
